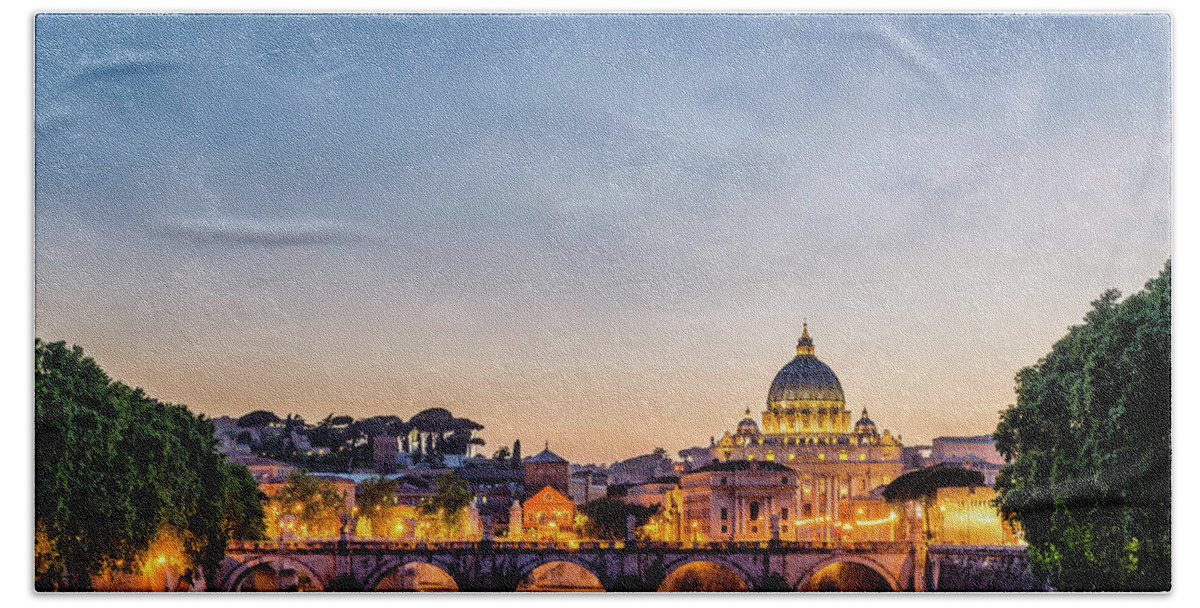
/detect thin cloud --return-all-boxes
[153,216,364,246]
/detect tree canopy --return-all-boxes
[418,473,474,538]
[356,475,402,538]
[883,465,983,540]
[266,470,346,539]
[993,261,1170,591]
[236,410,280,428]
[578,498,659,540]
[35,340,264,591]
[883,465,985,503]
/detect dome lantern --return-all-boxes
[796,322,814,356]
[769,324,845,408]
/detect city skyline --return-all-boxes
[34,14,1171,464]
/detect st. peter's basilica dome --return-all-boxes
[766,324,845,407]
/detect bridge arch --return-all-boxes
[368,560,459,592]
[658,557,753,592]
[515,557,606,592]
[795,555,898,592]
[220,555,327,592]
[361,554,462,591]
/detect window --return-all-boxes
[782,476,789,484]
[781,508,789,520]
[750,501,760,521]
[721,507,728,521]
[859,453,867,461]
[788,453,796,461]
[782,526,789,533]
[818,453,826,461]
[721,476,727,485]
[721,525,728,533]
[839,452,848,461]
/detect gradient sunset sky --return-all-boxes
[35,13,1170,464]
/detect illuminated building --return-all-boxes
[522,485,575,540]
[706,325,906,542]
[930,485,1021,545]
[679,461,800,542]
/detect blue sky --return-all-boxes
[34,14,1170,463]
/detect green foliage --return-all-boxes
[268,470,346,539]
[236,410,280,428]
[34,340,255,590]
[357,475,401,538]
[578,498,659,540]
[221,463,267,541]
[993,261,1171,591]
[418,473,474,537]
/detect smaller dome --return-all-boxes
[735,408,761,437]
[854,408,877,434]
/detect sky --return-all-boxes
[34,13,1171,464]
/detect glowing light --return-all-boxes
[157,556,166,564]
[854,515,897,527]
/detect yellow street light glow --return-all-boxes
[157,556,166,564]
[854,515,897,527]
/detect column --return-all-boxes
[824,476,833,543]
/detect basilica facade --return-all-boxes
[686,325,908,542]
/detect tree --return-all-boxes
[221,463,267,541]
[267,470,346,539]
[578,498,659,540]
[883,465,984,540]
[237,410,280,428]
[356,475,401,538]
[993,261,1170,591]
[35,340,255,590]
[492,446,511,461]
[418,473,474,538]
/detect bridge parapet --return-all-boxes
[219,539,1030,592]
[226,539,913,554]
[926,544,1044,591]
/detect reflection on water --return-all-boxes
[659,562,749,592]
[516,561,605,592]
[233,566,320,592]
[801,562,891,592]
[373,563,458,592]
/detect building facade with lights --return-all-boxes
[698,325,907,542]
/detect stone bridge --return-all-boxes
[217,539,1041,592]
